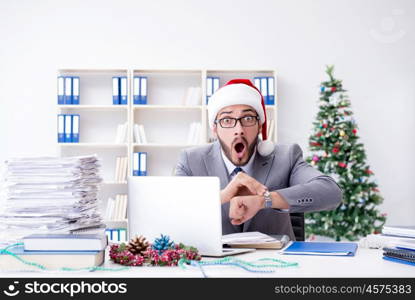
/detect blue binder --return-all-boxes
[71,114,80,143]
[260,77,268,105]
[206,77,213,104]
[120,76,128,105]
[206,76,220,104]
[64,77,72,105]
[64,114,72,142]
[133,76,140,104]
[57,114,65,143]
[283,242,358,256]
[267,77,275,105]
[254,77,261,91]
[57,76,65,104]
[139,152,147,176]
[133,152,139,176]
[72,76,80,105]
[112,77,120,105]
[213,77,220,94]
[140,77,147,104]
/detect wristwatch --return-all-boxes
[263,190,272,208]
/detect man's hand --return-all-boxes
[220,172,267,204]
[229,195,265,225]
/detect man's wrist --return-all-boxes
[263,190,272,208]
[269,191,290,210]
[220,189,229,204]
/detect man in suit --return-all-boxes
[175,79,342,239]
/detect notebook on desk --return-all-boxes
[282,241,358,256]
[382,247,415,266]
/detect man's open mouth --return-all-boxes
[234,141,246,159]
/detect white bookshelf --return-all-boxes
[56,68,278,230]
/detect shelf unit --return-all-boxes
[56,68,277,233]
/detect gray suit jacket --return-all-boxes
[175,141,342,240]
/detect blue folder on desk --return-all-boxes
[282,242,358,256]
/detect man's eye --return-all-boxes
[243,116,254,121]
[222,118,233,124]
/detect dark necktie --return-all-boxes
[231,167,244,177]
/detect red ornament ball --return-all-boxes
[338,162,347,168]
[332,147,339,154]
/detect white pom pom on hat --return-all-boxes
[208,78,275,156]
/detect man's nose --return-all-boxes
[233,120,245,136]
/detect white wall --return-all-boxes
[0,0,414,225]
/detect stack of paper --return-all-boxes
[0,155,104,247]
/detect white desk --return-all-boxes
[1,248,414,278]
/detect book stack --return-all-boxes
[115,122,128,144]
[133,124,147,144]
[0,234,107,271]
[114,157,128,182]
[0,155,104,248]
[182,86,201,106]
[57,76,80,105]
[381,225,415,266]
[186,122,202,145]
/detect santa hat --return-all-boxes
[208,79,274,156]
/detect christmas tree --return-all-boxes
[305,65,386,241]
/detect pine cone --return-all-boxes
[126,235,150,255]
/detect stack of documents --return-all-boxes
[0,155,103,247]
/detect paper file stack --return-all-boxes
[0,155,104,247]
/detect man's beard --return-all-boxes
[218,136,258,166]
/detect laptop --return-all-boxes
[127,176,254,257]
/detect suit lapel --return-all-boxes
[204,141,229,188]
[243,151,275,231]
